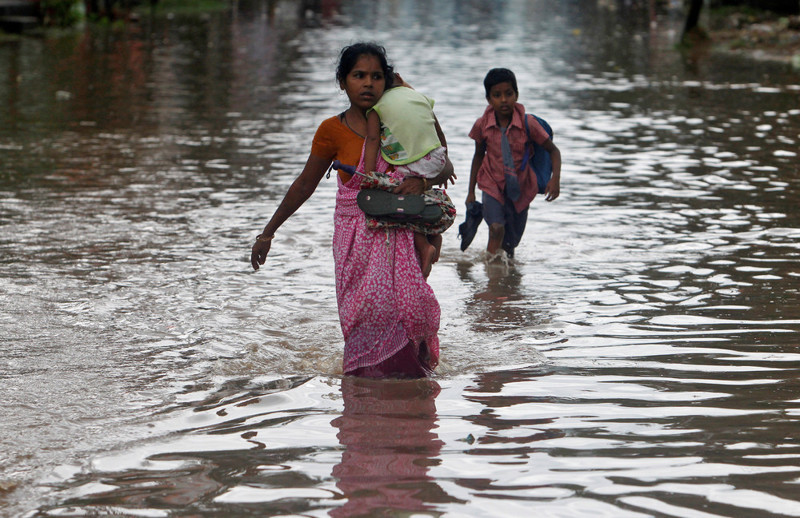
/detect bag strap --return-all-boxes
[520,113,554,170]
[520,114,532,171]
[524,113,531,140]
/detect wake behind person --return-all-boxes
[250,42,455,379]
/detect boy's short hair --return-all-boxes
[483,68,518,98]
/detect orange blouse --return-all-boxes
[311,115,365,183]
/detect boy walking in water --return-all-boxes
[465,68,562,259]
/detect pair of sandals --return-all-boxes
[329,161,446,225]
[330,160,456,236]
[360,186,484,253]
[359,183,483,252]
[357,189,443,224]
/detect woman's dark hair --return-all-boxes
[336,42,394,89]
[483,68,518,98]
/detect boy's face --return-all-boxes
[487,81,518,118]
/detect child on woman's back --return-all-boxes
[363,83,450,278]
[465,68,562,259]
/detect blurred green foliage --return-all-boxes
[41,0,83,27]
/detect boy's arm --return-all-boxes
[466,140,484,205]
[363,110,381,173]
[541,139,561,202]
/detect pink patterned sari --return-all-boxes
[333,153,440,377]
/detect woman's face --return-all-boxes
[340,54,387,112]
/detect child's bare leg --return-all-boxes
[429,234,442,263]
[487,223,505,254]
[414,232,436,278]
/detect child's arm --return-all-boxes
[541,139,561,202]
[433,115,447,149]
[430,115,456,187]
[466,141,485,205]
[396,115,455,194]
[363,109,381,174]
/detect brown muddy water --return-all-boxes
[1,0,799,516]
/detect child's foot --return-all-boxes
[430,235,443,264]
[420,243,437,279]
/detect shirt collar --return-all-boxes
[483,102,526,130]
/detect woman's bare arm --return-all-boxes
[251,153,331,270]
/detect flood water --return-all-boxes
[2,0,800,516]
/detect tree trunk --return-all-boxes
[85,0,99,16]
[683,0,705,40]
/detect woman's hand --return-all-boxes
[394,176,425,195]
[251,235,273,271]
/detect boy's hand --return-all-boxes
[544,178,560,202]
[466,192,476,205]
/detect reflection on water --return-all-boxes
[331,378,453,517]
[2,0,800,516]
[31,376,451,516]
[457,260,534,331]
